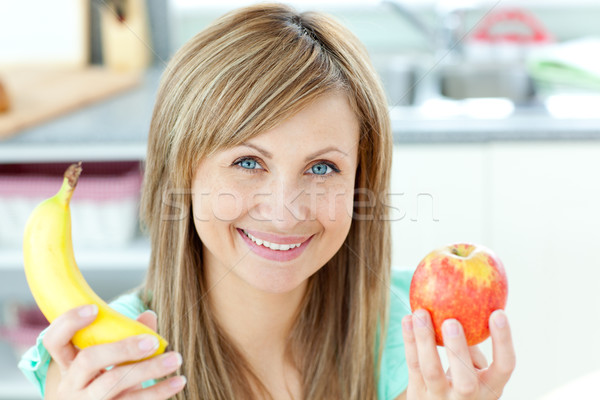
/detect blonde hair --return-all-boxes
[140,3,393,399]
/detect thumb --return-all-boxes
[136,310,158,332]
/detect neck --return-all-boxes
[205,264,307,363]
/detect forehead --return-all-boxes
[245,92,360,150]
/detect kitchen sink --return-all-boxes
[438,62,536,103]
[375,55,421,107]
[376,54,538,109]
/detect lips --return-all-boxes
[236,228,314,262]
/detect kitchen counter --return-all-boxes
[1,66,599,162]
[389,105,600,143]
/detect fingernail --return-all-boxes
[443,320,460,338]
[162,352,183,368]
[147,310,158,319]
[413,310,428,328]
[493,310,507,329]
[138,335,159,352]
[170,375,187,389]
[402,315,413,332]
[78,304,98,318]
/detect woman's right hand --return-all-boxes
[43,304,186,400]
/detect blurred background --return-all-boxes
[1,0,599,399]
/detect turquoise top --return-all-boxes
[18,268,412,399]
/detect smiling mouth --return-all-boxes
[236,227,314,262]
[238,228,310,251]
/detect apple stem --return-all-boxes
[452,244,475,257]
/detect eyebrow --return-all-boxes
[240,142,349,162]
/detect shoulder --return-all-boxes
[387,266,413,344]
[388,267,413,337]
[107,289,149,319]
[389,267,412,317]
[378,267,414,400]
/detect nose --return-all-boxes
[249,175,314,229]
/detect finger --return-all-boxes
[116,376,187,400]
[469,346,489,370]
[442,319,478,398]
[42,304,98,374]
[65,334,161,389]
[480,310,516,396]
[412,309,448,395]
[119,381,144,395]
[401,315,425,391]
[136,311,157,332]
[87,351,183,399]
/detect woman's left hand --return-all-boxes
[401,309,516,399]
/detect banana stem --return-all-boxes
[57,162,83,205]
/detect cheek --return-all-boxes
[193,186,247,224]
[193,175,259,225]
[314,182,354,230]
[210,190,245,222]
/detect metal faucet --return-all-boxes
[381,0,468,62]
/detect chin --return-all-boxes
[241,264,310,295]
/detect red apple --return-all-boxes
[409,243,508,346]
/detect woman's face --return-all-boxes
[191,91,360,294]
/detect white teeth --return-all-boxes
[242,229,302,251]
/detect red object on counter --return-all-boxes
[471,8,553,44]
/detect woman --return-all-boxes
[19,3,515,399]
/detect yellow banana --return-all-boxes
[23,162,167,359]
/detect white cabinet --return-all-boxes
[389,141,600,400]
[486,142,600,400]
[389,143,489,269]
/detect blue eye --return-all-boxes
[238,158,262,170]
[232,157,340,179]
[310,163,332,175]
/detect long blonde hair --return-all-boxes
[140,3,393,399]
